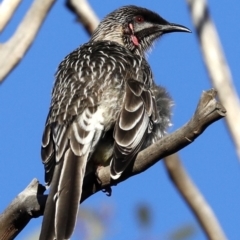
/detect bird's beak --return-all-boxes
[161,23,191,34]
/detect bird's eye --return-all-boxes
[135,15,144,23]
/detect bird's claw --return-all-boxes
[102,186,112,196]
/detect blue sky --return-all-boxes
[1,0,240,239]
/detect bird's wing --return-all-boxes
[111,79,158,179]
[40,67,104,240]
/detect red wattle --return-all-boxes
[131,35,139,46]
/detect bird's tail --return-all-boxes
[39,148,88,240]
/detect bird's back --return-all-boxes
[49,41,152,124]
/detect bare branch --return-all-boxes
[186,0,240,159]
[0,0,56,83]
[0,179,47,240]
[164,154,227,240]
[0,0,22,32]
[81,89,226,201]
[66,0,99,35]
[0,89,225,239]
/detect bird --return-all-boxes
[39,5,190,240]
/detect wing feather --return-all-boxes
[110,79,155,179]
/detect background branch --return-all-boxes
[66,0,99,34]
[164,154,227,240]
[0,0,22,32]
[186,0,240,159]
[0,0,56,83]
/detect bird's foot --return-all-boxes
[95,166,112,196]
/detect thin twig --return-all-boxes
[186,0,240,159]
[0,0,56,83]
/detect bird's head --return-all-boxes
[91,5,191,57]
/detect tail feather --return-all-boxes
[56,149,88,239]
[39,158,63,240]
[39,148,88,240]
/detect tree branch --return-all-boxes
[164,154,227,240]
[81,89,226,201]
[0,0,22,32]
[186,0,240,159]
[0,179,47,240]
[66,0,99,35]
[0,89,225,239]
[0,0,56,83]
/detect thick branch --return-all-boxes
[164,154,227,240]
[0,0,22,32]
[0,89,225,239]
[0,0,56,83]
[81,89,226,201]
[186,0,240,159]
[0,179,47,240]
